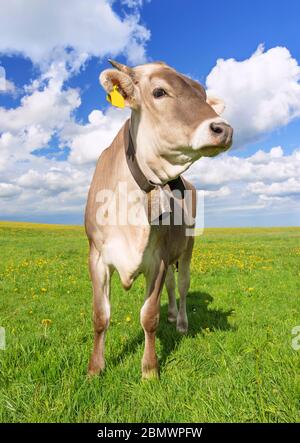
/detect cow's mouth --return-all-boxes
[199,142,232,157]
[191,119,233,157]
[200,124,233,156]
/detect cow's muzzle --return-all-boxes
[209,122,233,148]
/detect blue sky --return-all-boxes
[0,0,300,226]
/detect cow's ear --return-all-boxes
[100,69,138,108]
[206,93,225,115]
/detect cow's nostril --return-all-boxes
[210,122,224,134]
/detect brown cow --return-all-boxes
[85,60,233,379]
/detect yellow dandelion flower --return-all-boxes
[41,319,52,326]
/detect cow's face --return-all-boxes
[100,61,233,181]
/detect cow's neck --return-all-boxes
[129,115,195,187]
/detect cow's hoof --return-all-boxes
[88,360,105,377]
[167,311,177,323]
[88,368,102,378]
[176,321,188,334]
[142,367,159,380]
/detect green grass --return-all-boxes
[0,222,299,422]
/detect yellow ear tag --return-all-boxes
[106,85,125,108]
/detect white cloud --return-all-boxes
[206,45,300,147]
[0,183,21,198]
[247,177,300,197]
[0,79,80,134]
[203,186,231,198]
[249,146,283,163]
[0,0,150,67]
[186,146,300,188]
[122,0,144,7]
[0,62,81,174]
[0,66,5,90]
[63,108,130,165]
[17,165,90,197]
[0,154,92,218]
[0,78,16,95]
[184,145,300,226]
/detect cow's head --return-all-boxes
[100,60,233,184]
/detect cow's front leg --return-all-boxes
[88,244,111,376]
[140,260,166,379]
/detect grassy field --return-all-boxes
[0,221,299,423]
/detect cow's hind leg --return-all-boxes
[140,260,166,379]
[177,238,194,334]
[165,266,178,323]
[88,243,111,376]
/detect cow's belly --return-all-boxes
[101,223,191,289]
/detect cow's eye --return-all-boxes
[153,88,167,98]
